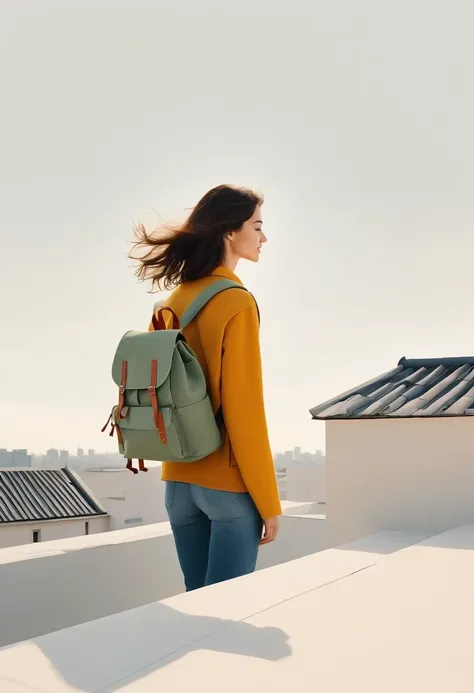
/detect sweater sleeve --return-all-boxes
[221,304,282,519]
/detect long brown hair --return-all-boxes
[130,184,263,291]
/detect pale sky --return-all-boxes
[1,1,473,455]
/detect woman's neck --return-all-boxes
[220,249,239,273]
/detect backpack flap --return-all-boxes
[112,329,184,438]
[112,329,181,394]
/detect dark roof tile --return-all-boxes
[310,357,474,420]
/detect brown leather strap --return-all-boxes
[148,359,167,443]
[117,361,127,421]
[152,307,180,331]
[101,411,112,433]
[126,459,138,474]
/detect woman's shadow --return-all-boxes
[34,601,292,691]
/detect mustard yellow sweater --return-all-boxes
[148,266,282,520]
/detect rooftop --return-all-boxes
[1,525,472,692]
[310,356,474,420]
[0,468,107,523]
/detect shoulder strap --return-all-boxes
[180,279,247,330]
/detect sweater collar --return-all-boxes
[210,265,243,285]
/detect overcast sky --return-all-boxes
[1,0,473,455]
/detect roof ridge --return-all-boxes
[399,356,474,368]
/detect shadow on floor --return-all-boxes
[335,526,474,553]
[413,524,474,551]
[31,601,292,692]
[334,530,433,554]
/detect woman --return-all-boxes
[131,184,282,591]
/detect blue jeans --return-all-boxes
[165,481,262,591]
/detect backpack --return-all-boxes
[102,279,246,473]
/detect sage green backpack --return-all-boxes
[102,279,245,473]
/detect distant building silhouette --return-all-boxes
[0,449,32,468]
[274,447,325,469]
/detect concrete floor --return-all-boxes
[1,526,472,692]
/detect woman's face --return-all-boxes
[227,205,267,263]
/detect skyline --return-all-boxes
[2,3,474,454]
[0,442,325,458]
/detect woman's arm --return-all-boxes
[221,304,282,520]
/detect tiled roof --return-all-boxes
[0,468,107,523]
[310,356,474,420]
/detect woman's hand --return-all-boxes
[259,516,280,545]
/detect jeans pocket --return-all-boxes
[165,481,176,509]
[201,487,244,509]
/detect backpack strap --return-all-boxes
[180,279,247,330]
[152,306,180,331]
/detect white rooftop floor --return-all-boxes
[1,526,472,692]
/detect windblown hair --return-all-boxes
[130,184,263,291]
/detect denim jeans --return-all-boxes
[165,481,262,591]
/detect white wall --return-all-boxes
[0,516,109,549]
[78,464,168,530]
[0,513,327,647]
[286,462,326,503]
[326,417,474,546]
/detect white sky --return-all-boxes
[1,0,473,455]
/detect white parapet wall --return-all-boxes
[326,418,474,546]
[0,511,327,648]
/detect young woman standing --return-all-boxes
[131,185,281,591]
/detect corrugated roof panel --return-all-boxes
[14,471,50,519]
[54,470,95,515]
[0,468,106,524]
[310,357,474,420]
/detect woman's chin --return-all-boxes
[240,249,262,263]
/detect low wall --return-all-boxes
[0,513,327,648]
